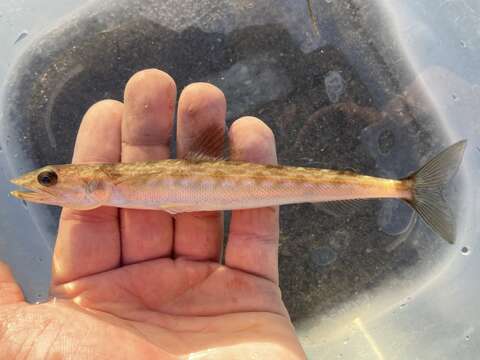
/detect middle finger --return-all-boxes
[120,69,176,264]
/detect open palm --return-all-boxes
[0,70,305,359]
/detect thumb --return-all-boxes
[0,261,25,304]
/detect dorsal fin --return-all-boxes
[184,124,226,161]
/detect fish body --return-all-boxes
[26,160,411,212]
[10,141,466,243]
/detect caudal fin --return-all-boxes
[404,140,467,244]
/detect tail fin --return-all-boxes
[403,140,467,244]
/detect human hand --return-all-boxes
[0,69,305,359]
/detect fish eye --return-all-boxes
[37,170,58,187]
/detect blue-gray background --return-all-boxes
[0,1,479,358]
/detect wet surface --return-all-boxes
[1,0,478,358]
[0,0,456,320]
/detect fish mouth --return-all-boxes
[10,177,55,204]
[10,190,53,203]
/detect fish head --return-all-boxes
[10,164,105,209]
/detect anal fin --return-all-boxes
[161,203,199,214]
[313,199,366,216]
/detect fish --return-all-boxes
[9,131,466,244]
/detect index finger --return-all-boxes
[52,100,122,285]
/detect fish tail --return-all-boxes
[402,140,467,244]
